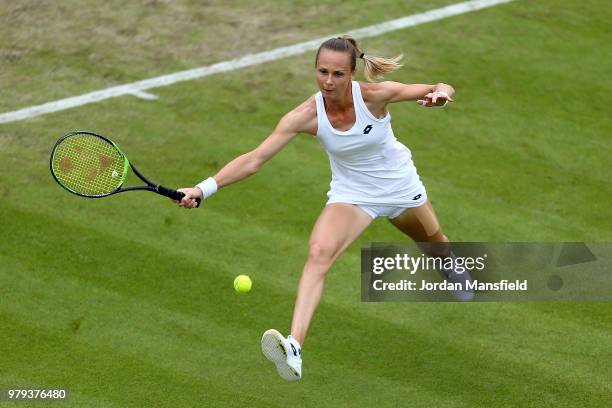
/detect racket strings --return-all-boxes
[52,134,126,196]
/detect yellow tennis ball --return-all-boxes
[233,275,252,293]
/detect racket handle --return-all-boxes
[157,185,201,208]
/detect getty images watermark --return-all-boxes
[361,243,612,302]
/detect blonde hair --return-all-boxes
[315,35,403,82]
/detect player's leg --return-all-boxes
[389,199,448,245]
[389,200,473,300]
[291,203,373,344]
[262,203,372,381]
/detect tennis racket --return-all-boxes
[50,130,200,207]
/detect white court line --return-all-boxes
[127,90,159,100]
[0,0,513,124]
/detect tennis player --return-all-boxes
[176,36,470,381]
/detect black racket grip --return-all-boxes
[157,185,201,208]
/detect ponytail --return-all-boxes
[315,35,403,82]
[361,53,404,82]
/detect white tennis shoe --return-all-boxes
[441,267,474,301]
[261,329,302,381]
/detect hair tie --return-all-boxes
[359,53,364,59]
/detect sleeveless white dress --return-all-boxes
[314,81,427,208]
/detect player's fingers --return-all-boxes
[179,197,191,207]
[178,188,195,200]
[186,198,195,208]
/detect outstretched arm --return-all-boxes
[176,101,315,208]
[374,81,455,107]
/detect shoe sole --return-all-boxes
[261,329,301,381]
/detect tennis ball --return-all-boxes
[234,275,252,293]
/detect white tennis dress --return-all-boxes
[315,81,427,213]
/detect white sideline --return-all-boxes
[128,90,159,100]
[0,0,513,124]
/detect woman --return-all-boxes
[176,36,456,381]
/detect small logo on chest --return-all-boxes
[363,124,373,134]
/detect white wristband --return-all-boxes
[196,177,218,199]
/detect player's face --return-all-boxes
[316,49,355,99]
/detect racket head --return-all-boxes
[50,131,129,197]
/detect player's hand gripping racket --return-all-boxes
[50,131,200,207]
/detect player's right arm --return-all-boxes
[177,97,317,208]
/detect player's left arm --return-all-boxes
[373,81,455,107]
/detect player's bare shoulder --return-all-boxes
[280,95,318,136]
[357,81,394,118]
[358,81,395,104]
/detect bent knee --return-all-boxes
[424,229,448,243]
[420,232,450,257]
[307,241,336,266]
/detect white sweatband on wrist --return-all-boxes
[196,177,218,199]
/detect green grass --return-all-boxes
[0,0,459,111]
[1,0,611,406]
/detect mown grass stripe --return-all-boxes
[0,0,514,124]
